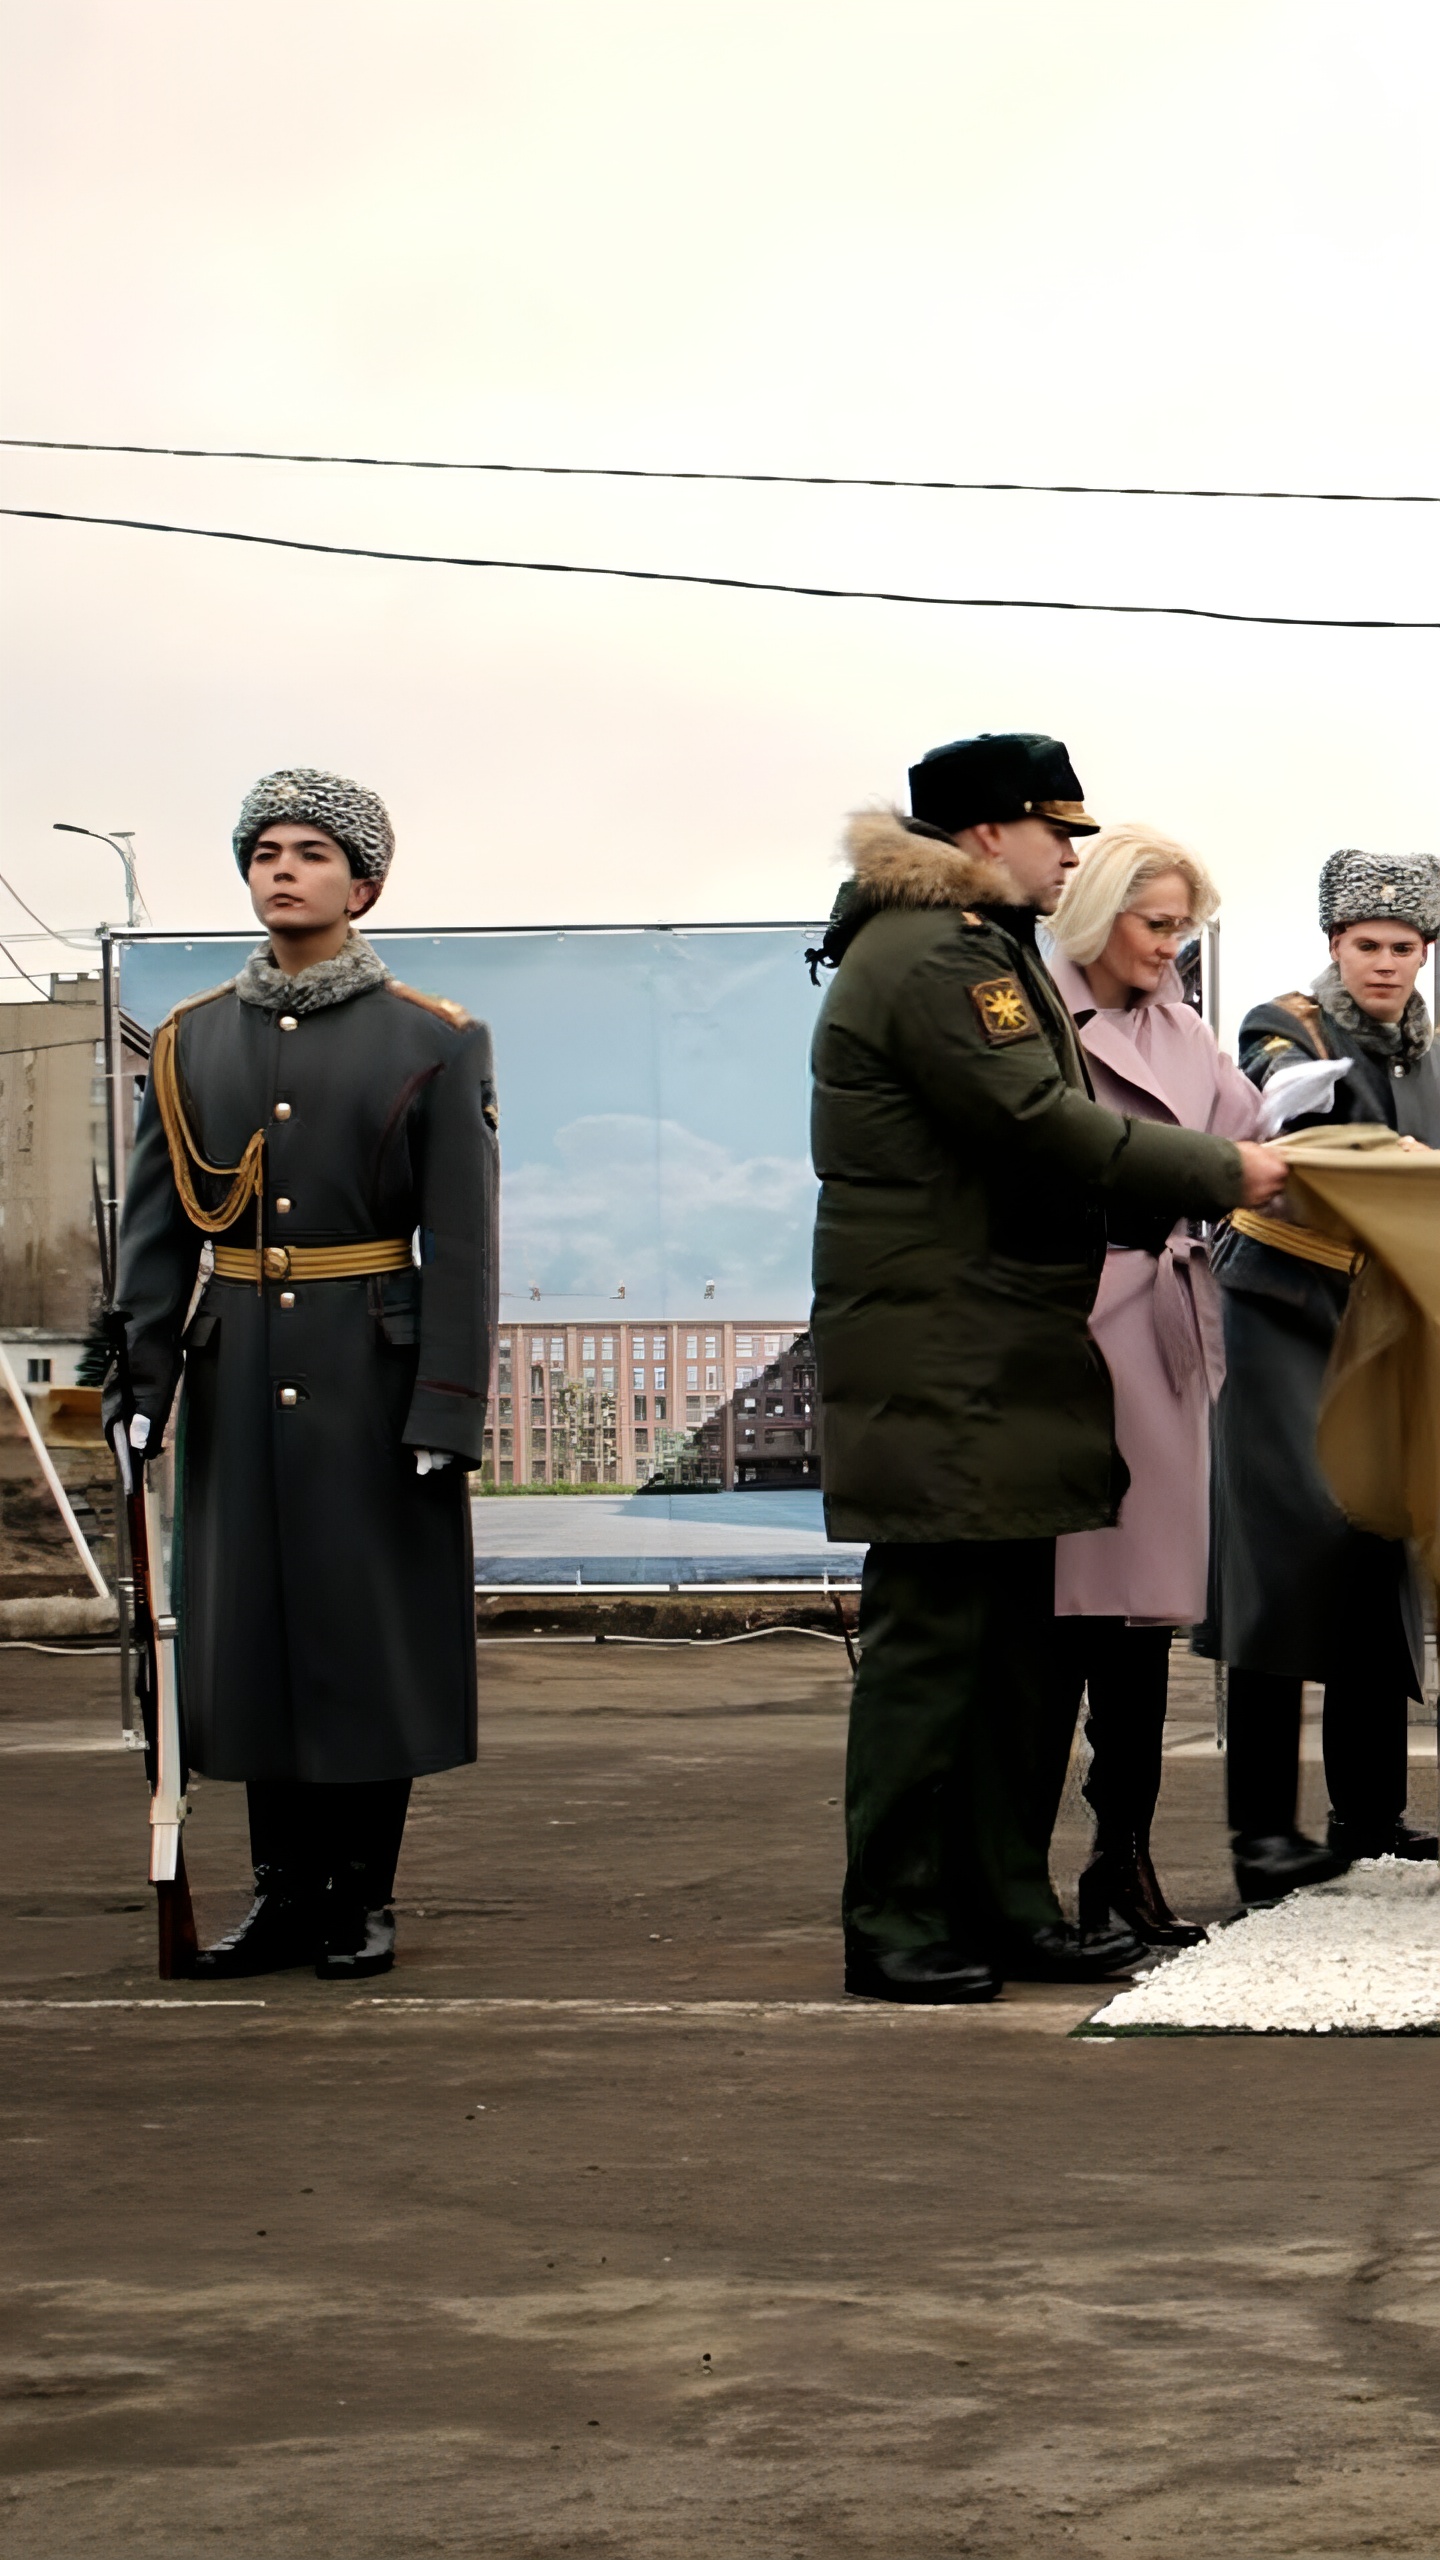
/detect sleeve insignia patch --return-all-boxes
[967,974,1040,1045]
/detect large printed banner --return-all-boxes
[119,927,863,1585]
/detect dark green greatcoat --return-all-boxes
[1200,976,1440,1684]
[107,944,498,1785]
[810,812,1246,1545]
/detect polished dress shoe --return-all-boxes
[843,1939,1000,2004]
[1078,1837,1207,1950]
[193,1881,318,1978]
[1232,1829,1343,1904]
[1327,1814,1439,1864]
[1001,1921,1142,1982]
[316,1902,397,1981]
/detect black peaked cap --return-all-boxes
[907,732,1096,835]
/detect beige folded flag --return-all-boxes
[1276,1125,1440,1578]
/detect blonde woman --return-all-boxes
[1044,826,1260,1945]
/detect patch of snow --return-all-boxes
[1087,1859,1440,2035]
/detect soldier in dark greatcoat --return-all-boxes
[808,734,1289,2003]
[1199,847,1440,1903]
[106,769,498,1978]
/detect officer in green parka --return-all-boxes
[808,732,1289,2003]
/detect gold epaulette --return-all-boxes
[168,978,236,1019]
[1270,990,1332,1058]
[389,981,473,1030]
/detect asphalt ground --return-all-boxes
[1,1636,1437,2559]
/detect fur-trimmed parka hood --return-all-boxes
[806,808,1025,979]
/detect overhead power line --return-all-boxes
[0,937,50,996]
[2,435,1437,505]
[3,504,1437,629]
[0,866,94,948]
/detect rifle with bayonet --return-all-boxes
[93,1167,198,1979]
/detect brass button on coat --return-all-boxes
[275,1197,292,1215]
[279,1015,298,1032]
[279,1386,298,1407]
[279,1290,296,1309]
[274,1101,293,1120]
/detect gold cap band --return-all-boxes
[1029,798,1100,835]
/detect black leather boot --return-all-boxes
[1078,1833,1207,1949]
[1328,1813,1439,1864]
[1000,1919,1143,1982]
[193,1867,320,1977]
[1232,1829,1344,1905]
[844,1938,1000,2004]
[316,1865,397,1980]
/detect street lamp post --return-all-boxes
[52,822,144,1326]
[52,821,144,928]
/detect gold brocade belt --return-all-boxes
[212,1238,414,1285]
[1229,1209,1365,1277]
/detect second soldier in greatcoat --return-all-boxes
[1201,847,1440,1902]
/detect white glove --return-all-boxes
[414,1449,453,1476]
[1256,1057,1352,1140]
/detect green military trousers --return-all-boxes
[843,1539,1074,1956]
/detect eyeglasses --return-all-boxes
[1127,912,1196,940]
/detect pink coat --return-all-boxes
[1048,951,1260,1624]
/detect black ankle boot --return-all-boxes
[193,1866,320,1978]
[315,1864,397,1980]
[1078,1834,1207,1949]
[1232,1829,1343,1904]
[1328,1812,1439,1864]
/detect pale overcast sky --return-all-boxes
[3,0,1438,1036]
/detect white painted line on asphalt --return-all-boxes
[0,1998,267,2010]
[0,1991,1086,2031]
[347,1995,1087,2025]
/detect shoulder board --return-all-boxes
[165,979,235,1026]
[1269,990,1332,1057]
[389,981,474,1031]
[960,909,985,927]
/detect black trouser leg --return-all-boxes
[246,1779,411,1901]
[246,1780,323,1896]
[1321,1679,1408,1840]
[1225,1668,1302,1837]
[315,1779,413,1904]
[1074,1622,1173,1843]
[843,1539,1066,1956]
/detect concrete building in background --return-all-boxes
[482,1318,811,1488]
[0,974,149,1382]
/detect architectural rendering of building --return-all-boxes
[480,1318,811,1488]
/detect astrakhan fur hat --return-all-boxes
[233,768,394,882]
[1318,848,1440,940]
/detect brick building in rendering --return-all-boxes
[480,1317,812,1488]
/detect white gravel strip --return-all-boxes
[1087,1859,1440,2036]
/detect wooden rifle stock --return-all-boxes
[94,1164,197,1979]
[115,1426,198,1979]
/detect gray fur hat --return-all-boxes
[233,768,394,882]
[1319,847,1440,940]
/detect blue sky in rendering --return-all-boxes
[120,926,827,1320]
